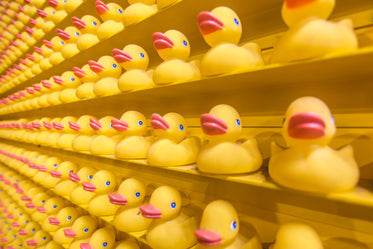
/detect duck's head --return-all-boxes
[43,156,62,173]
[43,118,61,131]
[38,44,54,57]
[151,112,188,143]
[282,96,335,147]
[48,207,80,227]
[140,186,181,221]
[43,196,66,215]
[64,215,97,239]
[282,0,335,27]
[194,200,239,247]
[82,170,117,194]
[68,115,96,135]
[69,166,97,183]
[72,15,101,34]
[95,1,123,22]
[43,6,65,23]
[73,64,99,82]
[28,192,50,212]
[112,44,149,71]
[56,26,81,43]
[1,228,17,243]
[58,71,81,88]
[108,178,146,206]
[48,0,66,11]
[18,221,40,237]
[26,230,51,247]
[88,56,122,78]
[50,161,78,180]
[52,116,78,133]
[28,0,46,8]
[89,116,119,136]
[49,36,66,51]
[197,7,242,47]
[201,104,242,142]
[13,212,30,229]
[80,227,116,249]
[111,111,147,136]
[152,30,190,61]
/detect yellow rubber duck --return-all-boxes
[44,241,65,249]
[272,223,323,249]
[55,166,96,198]
[197,7,263,77]
[33,45,53,71]
[74,65,100,99]
[44,116,69,147]
[58,71,82,104]
[43,6,67,24]
[197,104,263,174]
[268,96,359,193]
[89,56,122,96]
[70,115,98,151]
[54,116,79,148]
[113,239,140,249]
[122,0,157,27]
[70,169,117,206]
[73,15,101,50]
[112,178,152,233]
[89,116,123,155]
[114,111,153,159]
[79,226,116,249]
[95,0,124,40]
[271,0,358,63]
[65,0,86,13]
[41,206,80,233]
[25,230,52,248]
[194,200,262,249]
[44,160,78,189]
[57,27,82,58]
[31,196,66,223]
[147,112,200,166]
[140,186,199,249]
[36,9,56,32]
[113,44,155,91]
[33,117,52,145]
[45,36,66,65]
[17,221,40,239]
[64,215,98,249]
[32,156,61,184]
[26,0,46,9]
[152,30,200,85]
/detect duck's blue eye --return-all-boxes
[135,192,140,197]
[43,21,46,23]
[13,235,16,238]
[66,216,71,220]
[179,124,184,130]
[69,170,73,173]
[19,213,22,216]
[233,18,239,25]
[63,0,66,3]
[70,77,75,81]
[34,157,37,159]
[52,11,55,14]
[103,242,108,247]
[18,244,22,247]
[41,200,45,203]
[92,21,97,26]
[53,205,57,209]
[84,228,88,233]
[75,32,79,36]
[110,124,113,128]
[117,8,122,13]
[105,181,110,186]
[282,118,286,125]
[170,202,176,209]
[331,116,335,124]
[182,40,187,46]
[138,120,143,126]
[21,153,23,155]
[236,119,240,126]
[8,228,11,231]
[25,220,28,224]
[42,237,46,240]
[32,229,35,232]
[53,164,57,168]
[60,41,64,45]
[112,64,117,68]
[139,53,144,58]
[231,221,237,230]
[88,175,93,179]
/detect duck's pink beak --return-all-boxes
[82,182,96,192]
[69,121,80,131]
[151,114,169,130]
[11,222,19,227]
[194,229,222,246]
[112,49,132,63]
[64,228,76,238]
[48,217,60,225]
[21,196,32,202]
[43,121,53,129]
[57,29,70,41]
[152,32,173,50]
[52,122,64,130]
[200,114,227,135]
[43,40,54,49]
[37,9,47,18]
[80,243,93,249]
[73,67,86,78]
[1,238,8,243]
[140,204,162,219]
[41,80,52,89]
[18,229,28,236]
[287,112,326,139]
[26,240,38,246]
[50,170,62,178]
[72,16,86,30]
[25,26,34,35]
[26,54,35,61]
[53,76,64,85]
[25,203,35,209]
[29,18,37,26]
[95,0,109,15]
[88,60,103,73]
[108,193,127,205]
[33,84,42,91]
[14,64,22,71]
[197,11,224,35]
[111,119,128,132]
[37,206,46,213]
[48,0,59,8]
[32,122,41,129]
[69,172,80,182]
[34,46,43,54]
[38,165,47,172]
[285,0,317,9]
[89,118,102,131]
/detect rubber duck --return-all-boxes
[57,27,82,58]
[32,196,67,223]
[197,104,263,174]
[44,117,68,146]
[194,200,262,249]
[140,186,199,249]
[80,226,116,249]
[43,207,81,240]
[18,221,40,239]
[89,116,123,155]
[71,115,98,151]
[271,0,358,63]
[36,9,56,32]
[272,223,323,249]
[269,97,359,193]
[64,216,98,249]
[113,44,154,91]
[112,178,152,233]
[74,65,100,99]
[113,111,153,159]
[152,30,200,85]
[32,156,62,185]
[45,241,65,249]
[89,56,122,96]
[34,45,53,71]
[46,36,66,65]
[95,0,124,40]
[197,7,264,76]
[147,112,200,166]
[65,0,85,13]
[45,160,78,189]
[73,15,101,50]
[34,117,53,145]
[43,6,67,24]
[122,0,157,27]
[114,239,140,249]
[54,116,79,148]
[70,169,117,207]
[55,166,96,198]
[57,71,82,103]
[25,230,52,248]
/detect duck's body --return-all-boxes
[58,27,81,59]
[55,116,79,148]
[46,37,66,65]
[74,65,99,100]
[122,1,157,27]
[65,216,98,249]
[95,0,124,40]
[70,115,97,151]
[73,16,101,51]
